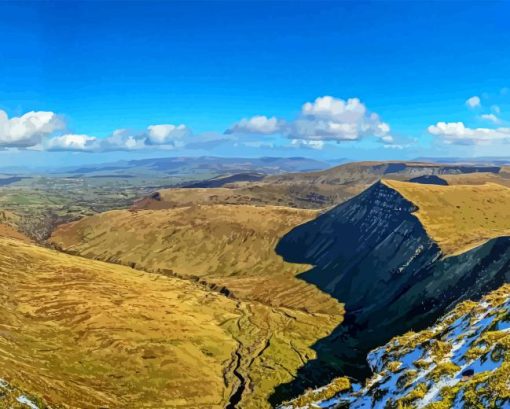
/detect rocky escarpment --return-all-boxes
[271,181,510,404]
[281,284,510,409]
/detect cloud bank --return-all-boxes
[5,91,507,154]
[226,96,394,148]
[428,121,510,145]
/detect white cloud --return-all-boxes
[0,110,65,147]
[465,96,481,108]
[226,115,283,135]
[146,124,190,145]
[44,124,191,152]
[226,96,394,145]
[428,121,510,145]
[492,105,501,114]
[290,139,325,150]
[480,113,501,124]
[288,96,393,144]
[45,134,97,151]
[97,129,147,151]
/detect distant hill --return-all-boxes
[408,174,448,185]
[59,156,331,178]
[182,172,266,188]
[135,161,507,210]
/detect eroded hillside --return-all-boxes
[0,236,341,408]
[283,284,510,408]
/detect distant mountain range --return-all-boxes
[54,156,334,177]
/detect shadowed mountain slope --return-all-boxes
[408,174,448,185]
[270,181,510,404]
[282,283,510,409]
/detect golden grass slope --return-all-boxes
[442,170,510,187]
[0,236,342,408]
[384,179,510,255]
[50,204,341,315]
[0,236,239,408]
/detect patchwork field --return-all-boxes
[384,179,510,255]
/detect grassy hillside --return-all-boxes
[384,180,510,255]
[443,172,510,187]
[50,205,341,315]
[283,283,510,408]
[0,236,342,408]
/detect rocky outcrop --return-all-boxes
[271,181,510,404]
[281,284,510,409]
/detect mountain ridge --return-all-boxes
[270,180,510,404]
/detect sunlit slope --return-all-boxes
[0,237,341,408]
[442,168,510,187]
[384,179,510,255]
[0,237,239,408]
[50,205,341,314]
[0,222,32,243]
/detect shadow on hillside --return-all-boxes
[269,229,510,406]
[268,289,445,406]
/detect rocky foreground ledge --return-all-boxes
[0,378,50,409]
[281,284,510,409]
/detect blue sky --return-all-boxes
[0,1,509,167]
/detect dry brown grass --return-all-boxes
[0,236,342,408]
[48,204,345,407]
[384,179,510,255]
[0,237,240,408]
[0,223,32,243]
[442,172,510,187]
[50,204,341,315]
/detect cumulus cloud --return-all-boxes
[146,124,191,145]
[226,96,394,145]
[45,124,192,152]
[466,96,481,108]
[45,134,97,151]
[290,139,325,150]
[0,110,65,147]
[226,115,283,135]
[288,96,393,144]
[480,113,501,124]
[428,121,510,145]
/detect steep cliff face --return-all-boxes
[271,181,510,404]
